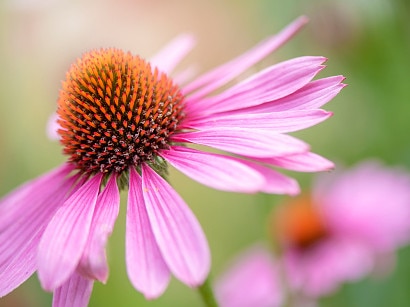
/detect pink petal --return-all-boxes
[172,129,308,158]
[248,75,346,113]
[47,112,61,140]
[187,57,326,115]
[0,164,75,297]
[126,167,171,299]
[52,272,93,307]
[37,173,103,291]
[149,34,196,75]
[257,152,335,172]
[172,65,199,85]
[0,163,74,227]
[215,246,283,307]
[184,109,332,133]
[141,164,210,286]
[182,16,308,99]
[239,160,300,195]
[78,174,120,283]
[161,146,265,193]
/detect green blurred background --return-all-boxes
[1,0,409,306]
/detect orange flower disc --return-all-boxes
[272,195,328,250]
[57,48,185,174]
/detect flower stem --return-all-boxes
[198,277,219,307]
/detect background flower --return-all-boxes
[272,161,410,298]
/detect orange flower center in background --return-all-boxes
[271,194,328,250]
[57,48,185,174]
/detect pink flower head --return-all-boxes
[273,161,410,297]
[0,16,344,306]
[214,246,283,307]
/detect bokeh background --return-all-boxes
[1,0,409,306]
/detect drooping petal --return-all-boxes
[0,163,74,228]
[182,16,308,99]
[0,164,75,297]
[256,152,335,172]
[52,272,93,307]
[187,56,326,115]
[172,129,308,158]
[78,174,120,283]
[126,167,171,299]
[184,109,332,133]
[215,246,283,307]
[141,164,210,287]
[149,34,196,75]
[161,146,265,193]
[37,173,103,291]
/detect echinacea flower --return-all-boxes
[214,246,283,307]
[0,16,344,306]
[272,161,410,297]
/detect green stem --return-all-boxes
[197,277,219,307]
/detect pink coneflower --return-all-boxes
[272,161,410,297]
[0,16,344,306]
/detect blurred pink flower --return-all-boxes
[0,16,344,306]
[215,246,283,307]
[274,161,410,297]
